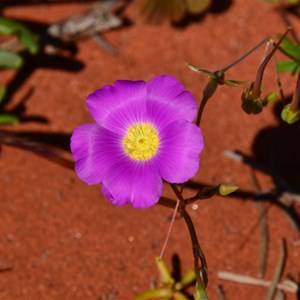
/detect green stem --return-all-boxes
[196,94,210,127]
[196,79,218,126]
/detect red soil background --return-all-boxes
[0,0,299,299]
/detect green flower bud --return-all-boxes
[281,103,300,124]
[241,84,276,114]
[241,86,263,114]
[242,97,264,114]
[218,184,239,196]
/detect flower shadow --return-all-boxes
[0,130,74,169]
[0,0,98,11]
[252,99,300,194]
[185,178,300,234]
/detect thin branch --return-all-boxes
[273,53,286,103]
[220,37,270,73]
[265,239,287,300]
[249,168,269,279]
[216,285,226,300]
[252,28,291,99]
[218,271,297,293]
[159,199,180,259]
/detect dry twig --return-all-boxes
[265,239,287,300]
[218,271,297,293]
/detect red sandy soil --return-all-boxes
[0,1,300,299]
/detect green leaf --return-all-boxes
[173,291,189,300]
[187,64,214,77]
[0,17,16,35]
[223,79,247,87]
[0,86,7,103]
[281,44,300,61]
[175,270,196,290]
[276,34,300,75]
[0,17,39,54]
[278,35,300,60]
[0,113,19,124]
[19,29,39,54]
[277,61,300,74]
[291,64,300,75]
[133,288,172,300]
[155,256,175,287]
[0,50,23,68]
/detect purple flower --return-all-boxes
[71,75,204,208]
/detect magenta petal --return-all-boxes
[86,80,147,133]
[71,123,123,185]
[146,99,191,130]
[101,99,148,135]
[102,160,163,208]
[147,75,197,122]
[158,120,204,183]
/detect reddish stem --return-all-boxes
[290,69,300,112]
[252,28,291,99]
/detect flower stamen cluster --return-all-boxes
[123,123,160,161]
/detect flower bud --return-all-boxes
[241,84,277,114]
[241,84,264,114]
[281,103,300,124]
[242,98,264,114]
[219,184,238,196]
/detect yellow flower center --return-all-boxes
[123,123,160,161]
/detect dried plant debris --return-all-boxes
[136,0,212,23]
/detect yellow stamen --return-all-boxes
[123,123,159,161]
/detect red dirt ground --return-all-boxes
[0,1,300,299]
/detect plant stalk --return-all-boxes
[252,28,291,99]
[290,68,300,112]
[170,184,208,293]
[220,37,270,73]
